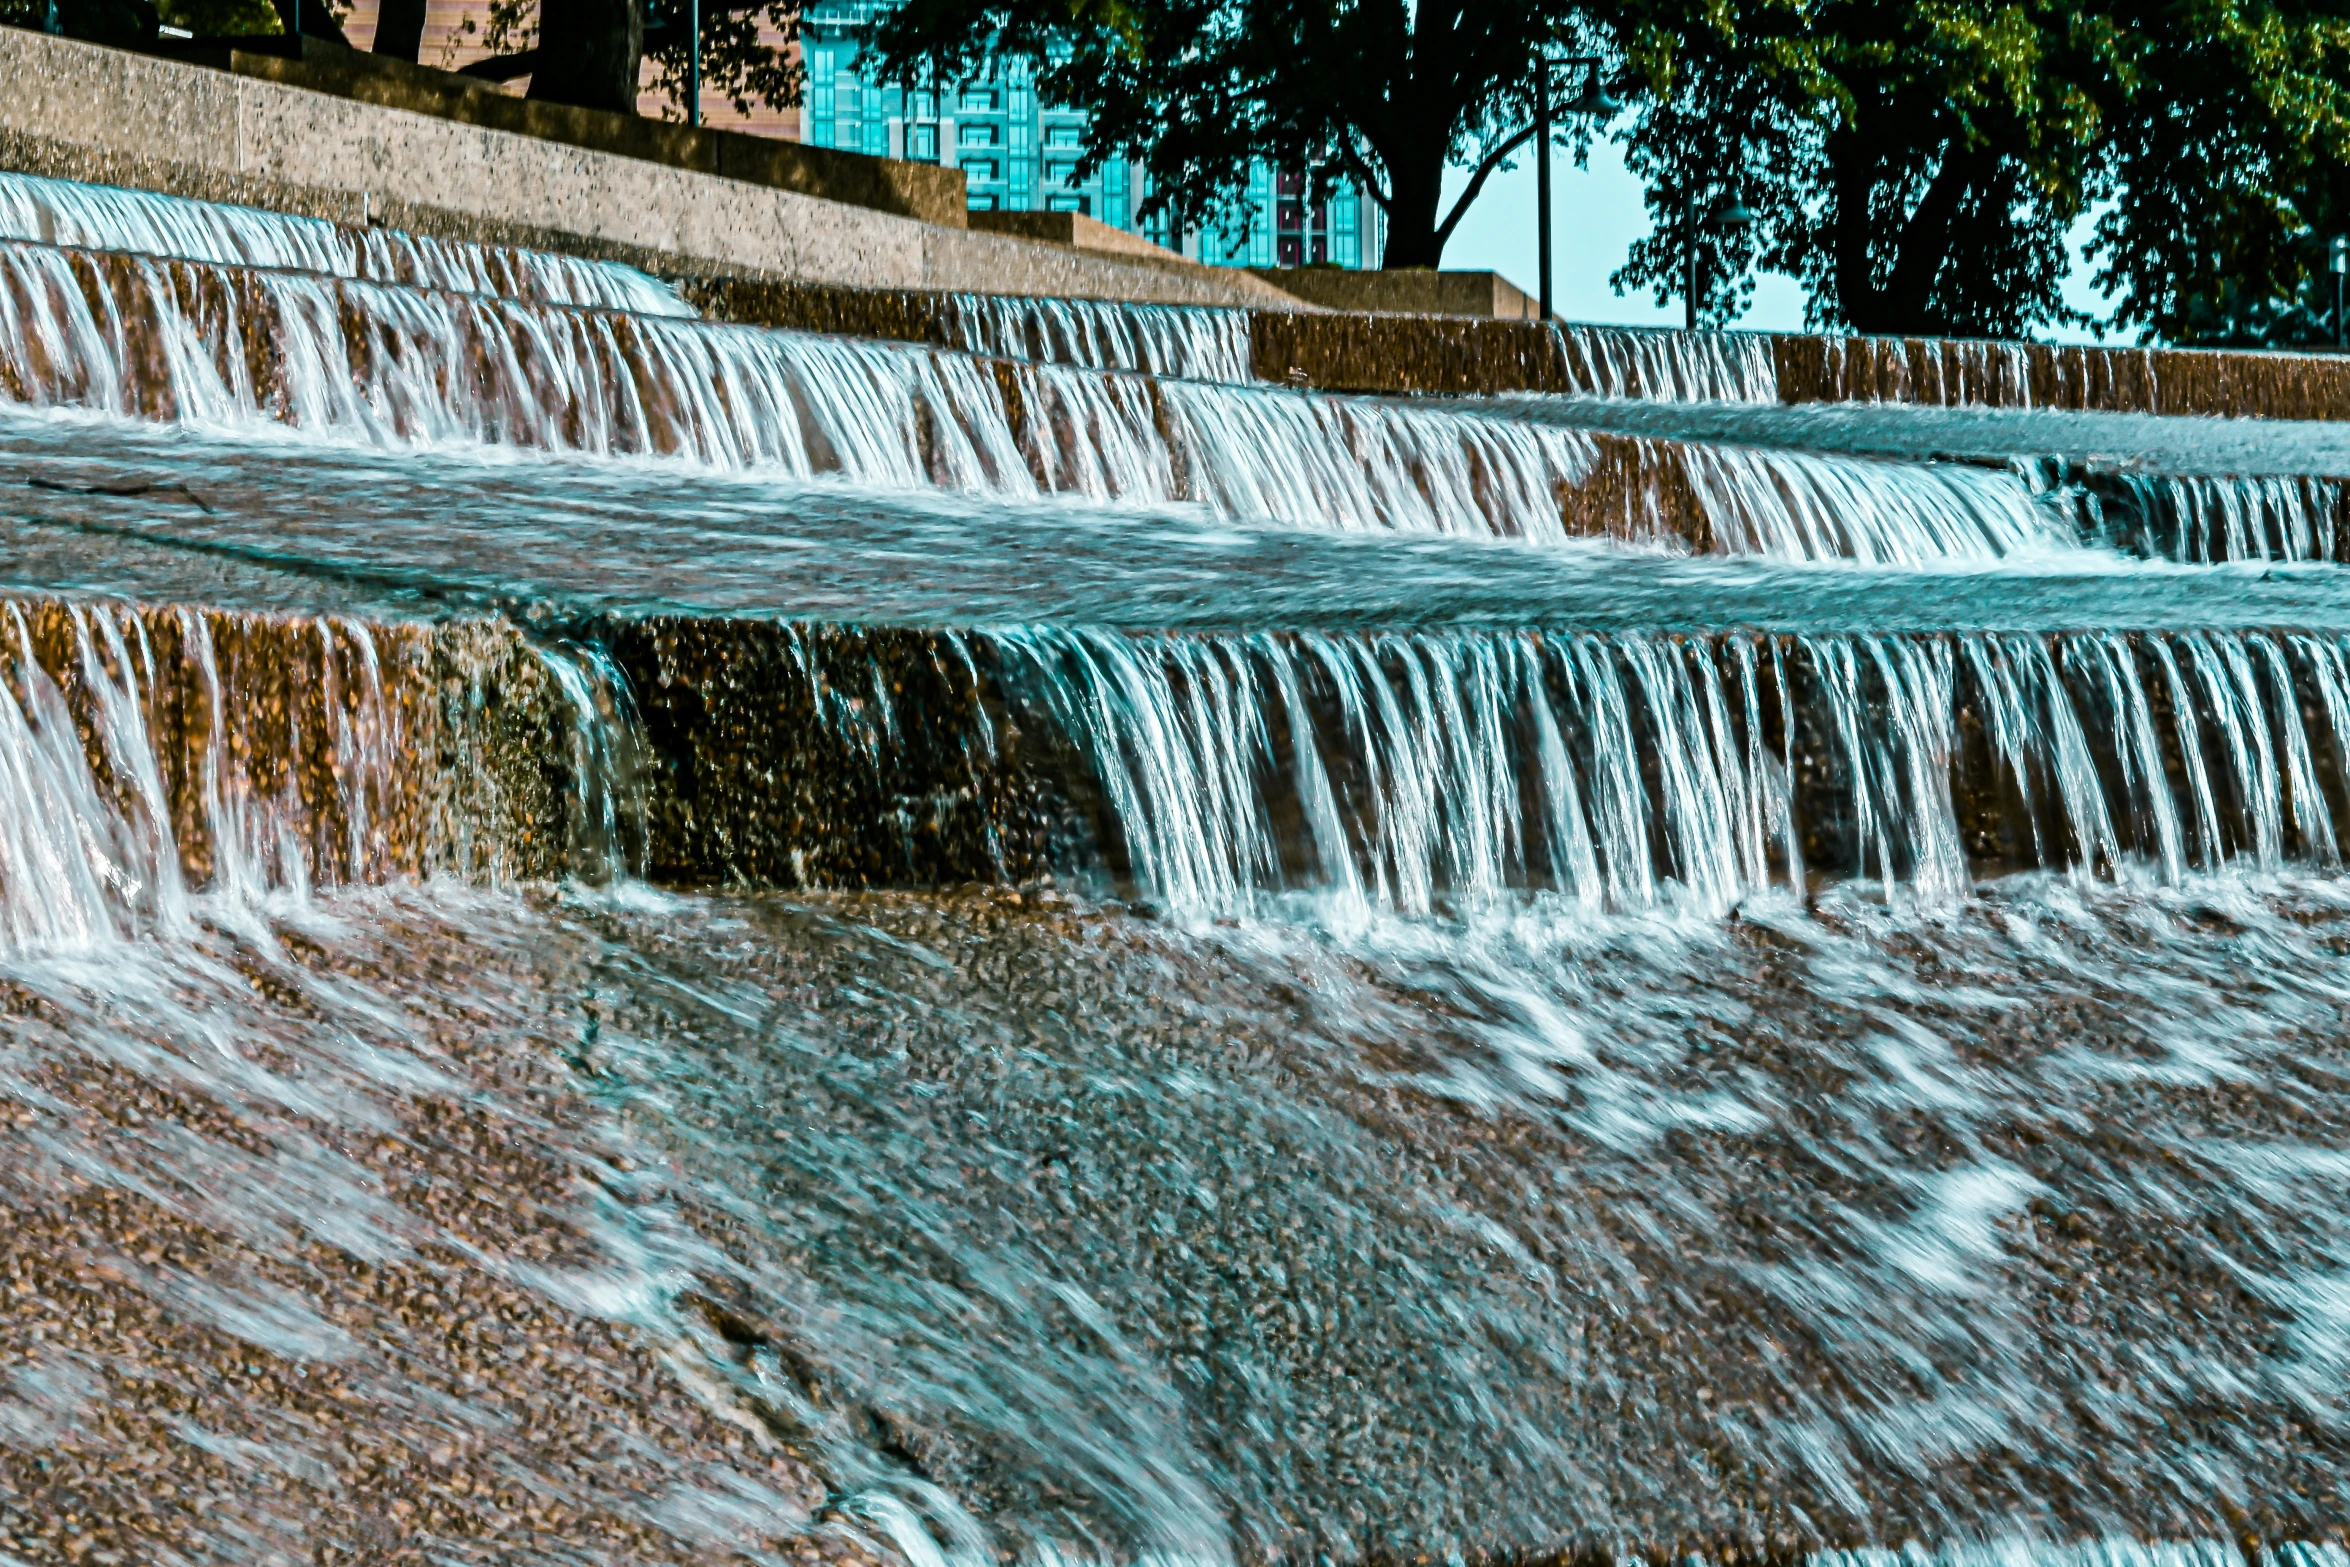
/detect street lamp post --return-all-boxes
[1534,58,1552,322]
[1532,57,1617,323]
[687,0,701,127]
[1684,194,1755,331]
[2332,234,2347,349]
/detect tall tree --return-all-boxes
[373,0,426,59]
[1613,0,2112,335]
[2090,0,2350,345]
[864,0,1626,269]
[1616,0,2350,342]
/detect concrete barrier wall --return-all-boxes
[227,41,970,228]
[0,27,1302,309]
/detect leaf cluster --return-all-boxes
[644,0,804,119]
[1616,0,2350,340]
[864,0,1612,265]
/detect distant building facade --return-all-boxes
[799,0,1381,268]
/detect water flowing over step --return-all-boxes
[1558,324,1780,403]
[986,624,2350,915]
[2020,459,2350,563]
[0,594,621,949]
[1266,310,2350,420]
[0,170,687,318]
[0,234,2106,563]
[944,292,1254,382]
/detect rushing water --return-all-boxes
[0,169,689,316]
[6,174,2350,1566]
[943,292,1256,383]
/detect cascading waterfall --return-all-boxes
[1677,441,2068,562]
[946,292,1255,383]
[2015,458,2347,563]
[1792,334,2044,408]
[2118,471,2344,563]
[1149,376,1598,538]
[0,221,2130,565]
[16,164,2350,1563]
[1558,323,1780,403]
[0,236,1605,537]
[0,600,394,947]
[996,625,2350,918]
[0,596,646,947]
[0,169,688,316]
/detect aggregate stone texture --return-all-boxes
[0,887,907,1567]
[591,615,1102,891]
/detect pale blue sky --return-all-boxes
[1437,135,2126,342]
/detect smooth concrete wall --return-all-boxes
[226,40,970,228]
[0,27,1304,309]
[1249,267,1540,319]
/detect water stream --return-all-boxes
[3,174,2350,1566]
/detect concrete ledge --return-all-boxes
[1248,267,1541,320]
[970,208,1178,263]
[225,39,969,228]
[0,27,1304,309]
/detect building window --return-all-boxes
[1044,122,1082,146]
[968,193,999,209]
[960,88,997,111]
[958,122,999,145]
[961,158,1001,181]
[1045,161,1081,185]
[1047,194,1090,213]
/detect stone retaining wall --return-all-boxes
[0,27,1302,309]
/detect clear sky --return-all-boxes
[1435,133,2126,342]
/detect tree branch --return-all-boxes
[459,50,537,80]
[1333,134,1394,212]
[1433,121,1538,249]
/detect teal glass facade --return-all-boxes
[799,2,1380,267]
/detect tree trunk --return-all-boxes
[372,0,426,60]
[1829,109,1990,336]
[1379,146,1448,269]
[529,0,644,114]
[1828,122,1890,332]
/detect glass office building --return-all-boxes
[799,1,1381,268]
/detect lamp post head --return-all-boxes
[1566,72,1620,118]
[1716,200,1757,233]
[2330,233,2348,275]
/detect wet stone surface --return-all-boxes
[7,877,2315,1564]
[0,888,902,1566]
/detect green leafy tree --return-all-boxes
[1614,0,2114,335]
[1617,0,2350,343]
[2091,0,2350,345]
[642,0,804,122]
[865,0,1626,268]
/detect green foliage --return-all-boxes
[864,0,1616,267]
[1614,0,2113,334]
[1616,0,2350,341]
[2092,0,2350,344]
[644,0,803,121]
[445,0,534,61]
[155,0,285,32]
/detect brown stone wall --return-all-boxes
[6,598,574,892]
[590,617,1094,891]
